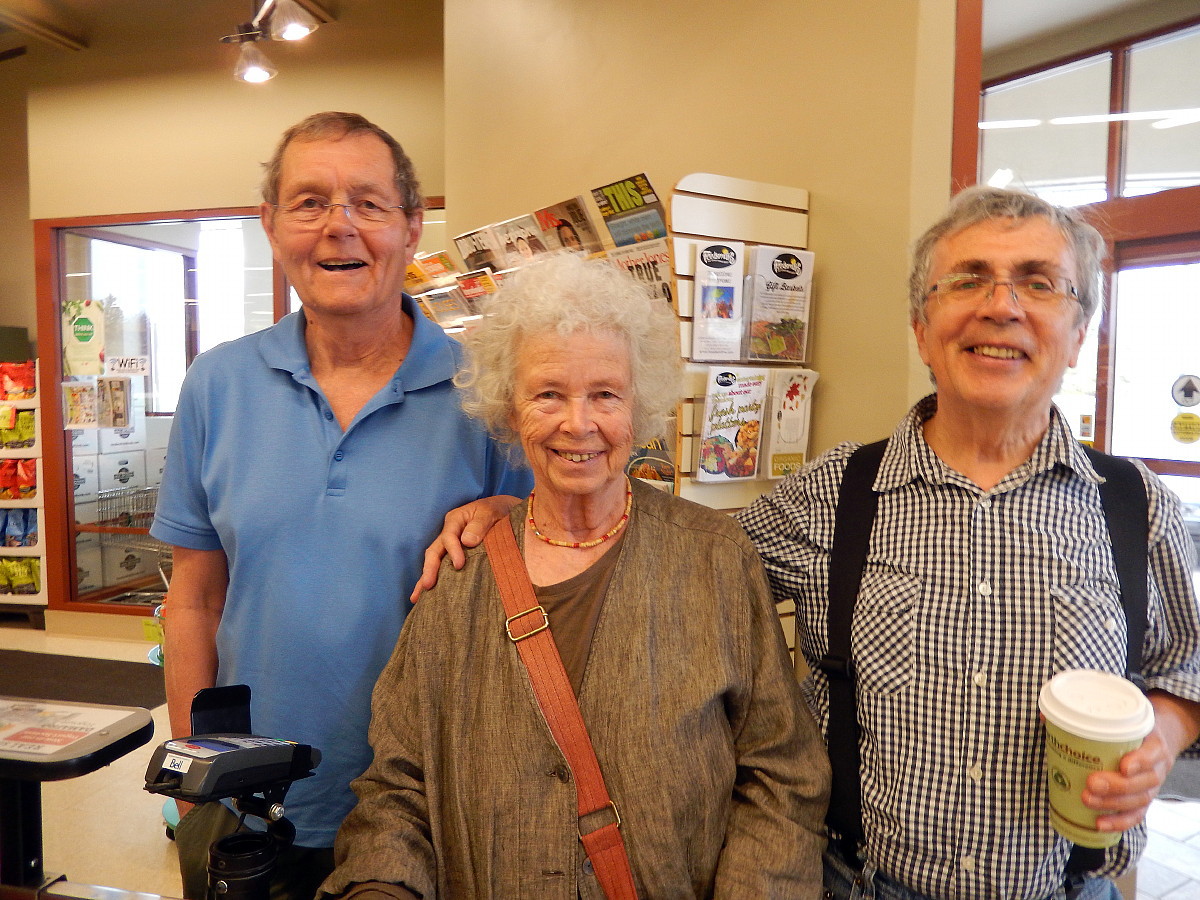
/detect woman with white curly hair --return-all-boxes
[321,252,830,900]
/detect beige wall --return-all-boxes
[445,0,956,452]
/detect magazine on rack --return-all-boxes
[533,196,605,255]
[492,214,554,267]
[695,367,768,482]
[605,238,674,307]
[746,245,814,362]
[453,226,504,273]
[690,241,746,362]
[765,368,818,479]
[591,173,668,247]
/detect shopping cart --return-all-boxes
[95,485,172,591]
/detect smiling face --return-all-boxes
[511,329,634,507]
[261,132,423,322]
[913,216,1087,424]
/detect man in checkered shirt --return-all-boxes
[737,186,1200,900]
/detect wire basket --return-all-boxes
[95,486,172,587]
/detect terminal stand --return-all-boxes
[0,696,153,899]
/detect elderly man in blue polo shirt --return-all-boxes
[151,111,531,900]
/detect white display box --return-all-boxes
[77,545,104,593]
[102,543,157,586]
[98,450,147,493]
[73,455,99,503]
[146,447,167,487]
[145,415,172,450]
[74,499,100,550]
[70,428,99,455]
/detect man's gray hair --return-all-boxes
[455,252,681,448]
[909,185,1106,325]
[261,111,424,212]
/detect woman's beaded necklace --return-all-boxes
[528,479,632,549]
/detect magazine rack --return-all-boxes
[668,173,812,512]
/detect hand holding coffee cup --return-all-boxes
[1039,669,1155,848]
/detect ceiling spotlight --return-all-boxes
[267,0,321,41]
[234,41,277,83]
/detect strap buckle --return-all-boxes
[818,654,855,681]
[579,801,621,839]
[505,605,549,642]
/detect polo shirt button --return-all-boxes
[334,451,344,461]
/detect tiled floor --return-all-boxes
[0,617,1197,899]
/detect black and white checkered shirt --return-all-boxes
[738,395,1200,900]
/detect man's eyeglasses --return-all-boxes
[927,273,1078,309]
[273,198,406,229]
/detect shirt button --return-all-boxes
[548,766,570,782]
[334,451,344,461]
[1104,616,1117,631]
[978,581,992,597]
[324,410,334,420]
[583,858,594,876]
[979,497,992,511]
[968,765,983,782]
[973,671,988,688]
[962,855,976,873]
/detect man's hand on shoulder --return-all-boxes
[409,495,521,602]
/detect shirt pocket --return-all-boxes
[1050,582,1128,673]
[851,571,920,695]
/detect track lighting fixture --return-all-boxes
[221,0,328,84]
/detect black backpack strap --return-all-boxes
[820,439,888,850]
[1084,447,1150,680]
[1066,448,1150,877]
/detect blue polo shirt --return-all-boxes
[151,299,531,847]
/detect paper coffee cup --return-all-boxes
[1039,669,1155,848]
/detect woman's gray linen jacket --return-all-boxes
[323,481,831,899]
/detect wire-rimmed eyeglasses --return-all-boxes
[927,272,1078,309]
[273,198,407,229]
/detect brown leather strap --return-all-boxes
[485,518,638,900]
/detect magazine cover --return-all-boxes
[605,238,674,307]
[695,367,768,482]
[492,215,554,267]
[747,245,814,362]
[766,368,819,479]
[533,197,605,255]
[690,242,746,362]
[455,269,502,308]
[452,226,504,273]
[591,173,668,247]
[418,285,476,330]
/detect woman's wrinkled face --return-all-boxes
[510,329,635,503]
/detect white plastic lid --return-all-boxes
[1038,669,1155,742]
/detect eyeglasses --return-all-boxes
[273,198,406,229]
[927,273,1078,309]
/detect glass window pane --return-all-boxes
[60,215,274,604]
[1123,24,1200,198]
[981,54,1112,206]
[1109,260,1200,464]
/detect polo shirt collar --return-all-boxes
[257,294,460,393]
[876,393,1101,493]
